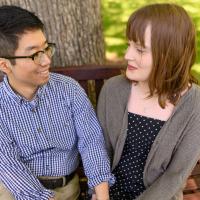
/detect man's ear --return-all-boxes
[0,58,12,75]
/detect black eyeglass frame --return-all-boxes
[2,42,56,61]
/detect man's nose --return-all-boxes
[40,53,51,66]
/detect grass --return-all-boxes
[102,0,200,82]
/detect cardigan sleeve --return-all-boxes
[136,112,200,200]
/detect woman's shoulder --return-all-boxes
[99,75,131,104]
[189,84,200,102]
[192,83,200,94]
[179,84,200,115]
[103,74,130,90]
[191,84,200,109]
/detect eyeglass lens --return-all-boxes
[34,44,55,64]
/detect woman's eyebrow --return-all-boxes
[135,43,151,51]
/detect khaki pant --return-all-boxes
[0,183,13,200]
[0,174,80,200]
[54,174,80,200]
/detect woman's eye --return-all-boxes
[136,48,144,54]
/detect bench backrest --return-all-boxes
[50,65,125,103]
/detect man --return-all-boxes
[0,5,114,200]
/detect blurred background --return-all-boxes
[102,0,200,81]
[0,0,199,82]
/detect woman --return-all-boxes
[97,3,200,200]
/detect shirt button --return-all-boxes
[31,108,36,112]
[37,128,42,133]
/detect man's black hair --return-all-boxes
[0,5,44,64]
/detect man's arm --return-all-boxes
[0,126,54,200]
[71,84,114,196]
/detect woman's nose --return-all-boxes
[124,47,134,61]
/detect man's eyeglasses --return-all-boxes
[3,43,56,65]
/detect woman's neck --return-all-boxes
[128,81,174,121]
[132,81,152,99]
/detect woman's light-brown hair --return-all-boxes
[126,3,196,108]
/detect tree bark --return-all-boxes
[0,0,105,66]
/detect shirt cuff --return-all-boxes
[87,173,115,189]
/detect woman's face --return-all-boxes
[125,25,153,83]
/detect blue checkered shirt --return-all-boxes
[0,73,114,200]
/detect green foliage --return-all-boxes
[102,0,200,81]
[191,64,200,84]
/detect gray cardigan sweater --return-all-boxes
[97,75,200,200]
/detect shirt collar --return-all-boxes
[2,75,48,105]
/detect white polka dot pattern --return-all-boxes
[110,112,165,200]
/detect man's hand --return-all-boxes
[94,182,110,200]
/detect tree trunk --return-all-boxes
[0,0,105,66]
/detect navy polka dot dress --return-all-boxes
[110,112,165,200]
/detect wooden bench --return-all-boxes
[50,65,124,105]
[184,162,200,200]
[1,65,200,199]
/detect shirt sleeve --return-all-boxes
[71,83,115,188]
[0,124,54,200]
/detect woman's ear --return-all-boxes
[0,58,12,75]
